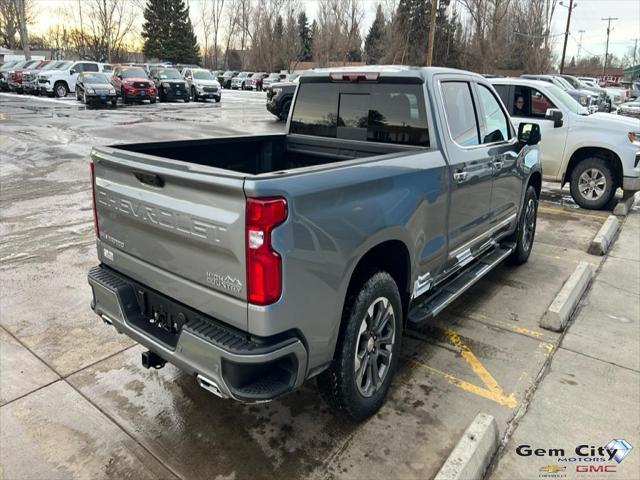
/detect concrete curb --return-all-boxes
[613,192,638,216]
[588,215,620,256]
[434,413,499,480]
[540,261,593,332]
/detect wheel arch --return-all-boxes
[561,147,623,189]
[342,239,412,329]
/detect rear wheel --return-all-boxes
[569,157,616,210]
[317,271,402,421]
[509,185,538,265]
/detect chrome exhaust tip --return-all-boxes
[196,374,227,399]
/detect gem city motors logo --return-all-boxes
[518,439,633,478]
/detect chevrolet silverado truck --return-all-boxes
[88,66,542,420]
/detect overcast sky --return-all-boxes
[32,0,639,62]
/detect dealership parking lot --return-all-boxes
[1,91,638,479]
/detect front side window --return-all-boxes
[476,84,510,143]
[441,81,479,147]
[290,83,430,147]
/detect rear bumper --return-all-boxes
[88,264,308,402]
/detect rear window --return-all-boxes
[290,83,430,147]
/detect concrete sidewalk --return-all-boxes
[488,212,640,480]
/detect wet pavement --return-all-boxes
[0,91,630,480]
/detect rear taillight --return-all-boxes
[246,197,287,305]
[90,160,99,237]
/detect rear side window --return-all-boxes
[82,63,99,72]
[290,83,430,147]
[441,81,479,147]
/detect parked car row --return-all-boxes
[1,60,222,106]
[217,70,296,90]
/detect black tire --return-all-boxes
[184,95,190,103]
[279,99,292,121]
[54,81,68,98]
[215,97,221,103]
[121,88,129,104]
[150,98,156,104]
[111,99,117,107]
[509,185,538,265]
[317,271,402,421]
[569,157,616,210]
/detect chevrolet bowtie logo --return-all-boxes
[539,465,566,473]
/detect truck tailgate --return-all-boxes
[91,147,248,330]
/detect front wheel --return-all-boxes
[569,157,616,210]
[317,271,402,421]
[509,185,538,265]
[54,82,68,98]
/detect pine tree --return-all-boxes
[168,0,200,64]
[364,5,386,64]
[392,0,430,65]
[297,12,312,61]
[142,0,171,61]
[142,0,200,64]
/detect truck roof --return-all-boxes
[301,65,485,82]
[489,77,558,89]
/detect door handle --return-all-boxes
[492,160,504,170]
[453,170,468,183]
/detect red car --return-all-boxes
[7,59,41,93]
[245,72,269,91]
[111,65,157,104]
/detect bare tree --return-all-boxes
[15,0,30,58]
[64,0,137,62]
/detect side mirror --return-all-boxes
[518,123,541,146]
[116,74,122,79]
[545,108,563,128]
[70,69,76,75]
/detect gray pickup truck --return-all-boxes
[88,66,542,420]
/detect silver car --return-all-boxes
[182,68,221,102]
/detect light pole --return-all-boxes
[559,0,578,74]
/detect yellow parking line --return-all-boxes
[539,205,606,221]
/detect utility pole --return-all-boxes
[426,0,438,66]
[559,0,576,74]
[601,17,618,77]
[577,30,585,60]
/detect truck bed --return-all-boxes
[112,134,420,176]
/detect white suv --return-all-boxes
[39,61,111,97]
[491,77,640,209]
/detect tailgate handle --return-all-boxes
[134,171,164,188]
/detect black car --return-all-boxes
[218,70,239,89]
[150,67,190,102]
[76,72,117,106]
[265,80,297,120]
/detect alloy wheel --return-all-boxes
[353,297,395,398]
[578,168,606,200]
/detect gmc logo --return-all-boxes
[576,465,617,473]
